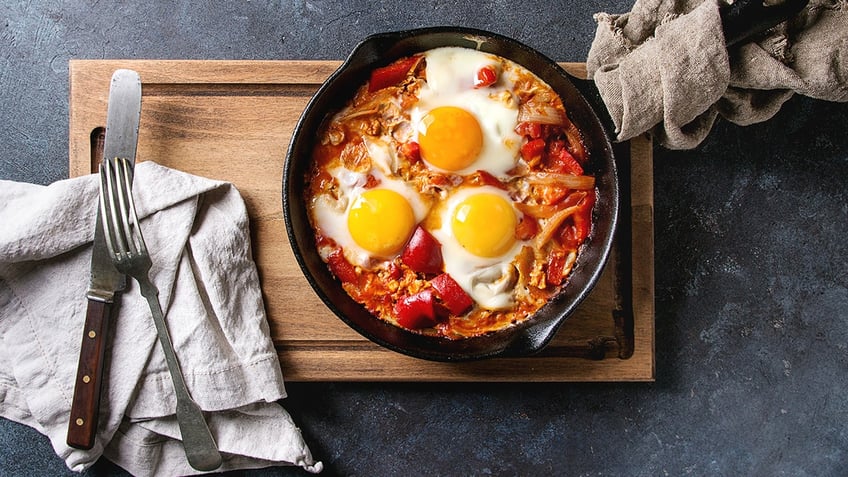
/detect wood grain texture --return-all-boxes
[69,59,654,381]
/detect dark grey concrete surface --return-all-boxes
[1,1,846,476]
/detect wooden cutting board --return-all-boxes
[69,60,654,381]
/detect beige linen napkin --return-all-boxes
[586,0,848,149]
[0,161,322,475]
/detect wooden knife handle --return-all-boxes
[66,298,114,450]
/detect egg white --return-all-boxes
[312,165,429,268]
[410,47,522,179]
[428,185,527,310]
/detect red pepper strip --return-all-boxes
[520,138,546,162]
[474,65,498,88]
[327,249,358,284]
[368,56,420,92]
[546,252,567,286]
[558,149,584,176]
[430,273,473,316]
[548,139,584,176]
[401,226,443,274]
[394,289,438,329]
[573,192,595,243]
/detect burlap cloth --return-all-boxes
[586,0,847,149]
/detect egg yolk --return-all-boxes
[418,106,484,171]
[451,192,517,257]
[348,189,416,258]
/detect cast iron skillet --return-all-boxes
[283,3,807,361]
[284,27,619,361]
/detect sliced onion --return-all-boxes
[523,172,595,190]
[534,204,580,248]
[516,202,570,219]
[517,102,567,126]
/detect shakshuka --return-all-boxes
[306,46,596,339]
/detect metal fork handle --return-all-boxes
[136,273,223,472]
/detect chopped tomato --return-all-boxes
[548,139,583,175]
[520,138,546,162]
[327,249,358,284]
[540,186,570,205]
[467,170,507,189]
[515,212,539,240]
[400,141,421,162]
[430,273,473,316]
[474,65,498,88]
[363,174,381,189]
[559,224,579,250]
[557,192,595,249]
[515,121,543,139]
[400,226,443,274]
[573,192,595,243]
[546,252,567,286]
[368,56,420,92]
[386,261,402,281]
[394,289,438,329]
[310,168,335,196]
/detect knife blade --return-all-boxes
[67,69,141,450]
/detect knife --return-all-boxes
[67,69,141,450]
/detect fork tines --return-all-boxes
[99,157,145,259]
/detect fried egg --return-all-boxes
[410,47,522,178]
[428,185,527,309]
[312,164,429,268]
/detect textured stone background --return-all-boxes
[2,1,847,476]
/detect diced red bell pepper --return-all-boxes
[474,65,498,88]
[546,251,567,286]
[400,141,421,162]
[520,138,546,162]
[430,273,473,316]
[368,56,420,92]
[327,248,358,284]
[394,289,438,329]
[400,226,443,274]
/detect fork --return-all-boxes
[99,157,223,472]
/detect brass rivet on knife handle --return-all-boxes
[67,299,114,449]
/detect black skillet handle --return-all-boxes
[721,0,809,47]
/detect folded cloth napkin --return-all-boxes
[586,0,848,149]
[0,161,322,475]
